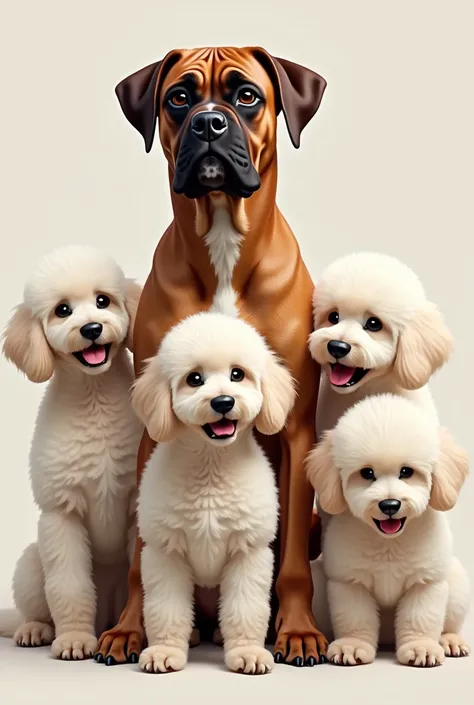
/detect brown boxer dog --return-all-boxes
[95,46,327,668]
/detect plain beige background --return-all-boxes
[0,0,473,702]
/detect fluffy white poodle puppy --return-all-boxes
[307,394,470,668]
[310,252,453,435]
[132,312,296,675]
[0,245,143,661]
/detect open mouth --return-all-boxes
[329,363,369,387]
[72,343,111,368]
[202,418,237,440]
[373,517,406,535]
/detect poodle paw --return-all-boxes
[14,621,54,648]
[397,639,445,667]
[139,645,187,673]
[51,631,97,660]
[327,637,375,666]
[225,645,273,674]
[440,633,470,658]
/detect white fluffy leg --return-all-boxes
[11,542,53,646]
[440,557,470,657]
[326,579,378,665]
[396,581,447,667]
[38,511,97,660]
[220,547,274,675]
[139,544,194,673]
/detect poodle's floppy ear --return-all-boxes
[124,278,142,352]
[394,301,453,390]
[429,427,469,512]
[305,431,347,515]
[2,304,54,383]
[131,356,179,443]
[255,354,297,435]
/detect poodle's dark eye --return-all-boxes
[96,294,110,309]
[399,467,414,479]
[231,368,245,382]
[186,372,204,387]
[328,311,339,324]
[360,467,376,481]
[55,303,72,318]
[364,316,383,332]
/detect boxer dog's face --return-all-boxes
[115,46,327,200]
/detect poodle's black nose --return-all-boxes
[210,395,235,415]
[327,340,351,359]
[80,322,103,341]
[378,499,401,516]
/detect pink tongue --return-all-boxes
[329,363,355,386]
[379,519,402,534]
[210,419,235,437]
[82,345,106,365]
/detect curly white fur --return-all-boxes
[133,312,296,674]
[0,245,143,660]
[307,394,470,668]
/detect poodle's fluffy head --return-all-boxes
[132,312,296,447]
[307,394,469,538]
[3,245,141,381]
[309,252,453,394]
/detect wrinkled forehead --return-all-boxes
[160,47,275,101]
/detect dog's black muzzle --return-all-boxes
[173,109,261,199]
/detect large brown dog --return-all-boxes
[96,46,327,667]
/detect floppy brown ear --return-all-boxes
[394,302,453,390]
[429,428,469,512]
[123,278,142,352]
[115,50,182,153]
[254,48,327,148]
[131,357,179,443]
[305,431,347,515]
[255,354,297,435]
[2,304,54,383]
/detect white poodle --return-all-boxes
[307,393,470,668]
[0,245,143,661]
[132,312,296,675]
[310,252,453,435]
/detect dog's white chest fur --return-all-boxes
[204,205,242,317]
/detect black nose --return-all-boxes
[80,322,103,341]
[378,499,401,517]
[210,395,235,415]
[191,111,228,142]
[327,340,351,359]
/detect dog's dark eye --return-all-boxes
[167,89,190,110]
[328,311,339,324]
[360,467,376,481]
[186,372,204,387]
[399,467,414,480]
[55,303,72,318]
[231,368,245,382]
[364,316,383,332]
[236,87,260,107]
[96,294,110,309]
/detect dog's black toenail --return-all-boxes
[306,656,316,667]
[292,656,304,667]
[128,652,139,664]
[94,653,104,663]
[274,652,283,663]
[105,655,117,666]
[320,655,327,664]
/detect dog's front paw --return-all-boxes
[440,633,470,658]
[225,645,273,674]
[14,621,54,648]
[397,639,445,667]
[139,645,187,673]
[52,631,97,660]
[327,637,375,666]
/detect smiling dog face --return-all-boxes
[3,245,141,381]
[306,394,469,538]
[131,312,296,447]
[310,252,453,394]
[115,46,326,200]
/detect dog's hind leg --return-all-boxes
[12,542,54,647]
[440,557,470,658]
